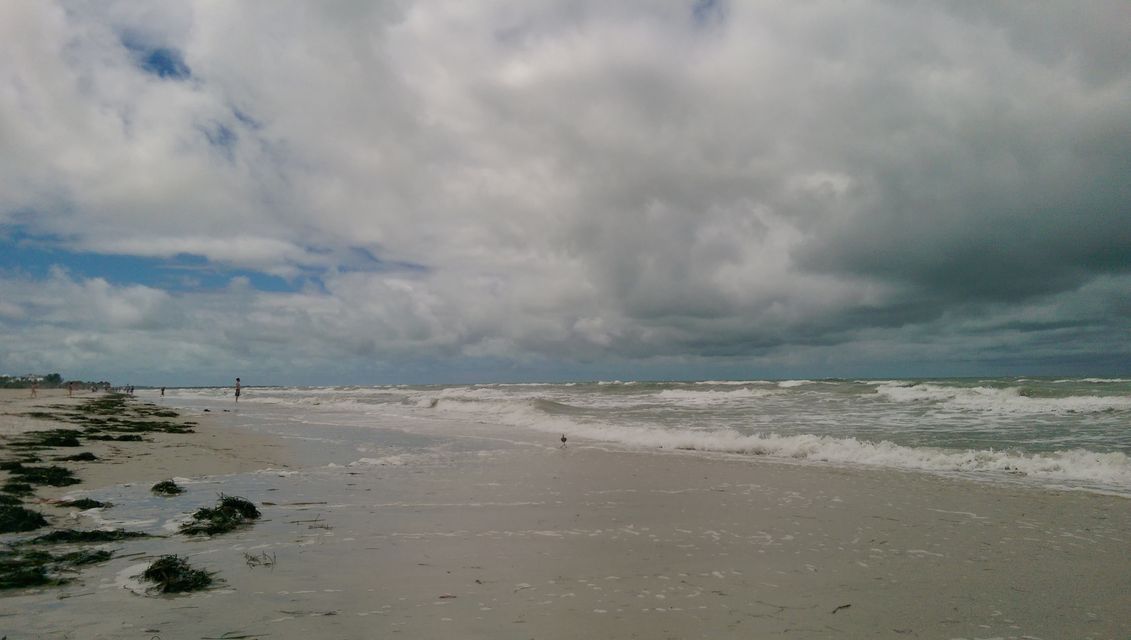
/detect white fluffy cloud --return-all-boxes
[2,1,1130,383]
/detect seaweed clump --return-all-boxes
[151,479,184,496]
[26,395,195,437]
[141,555,213,593]
[180,495,261,536]
[28,529,150,544]
[55,452,98,462]
[56,549,113,566]
[2,482,34,496]
[0,547,113,590]
[11,429,83,448]
[0,550,57,589]
[55,498,111,509]
[0,505,48,533]
[8,465,80,487]
[86,434,144,442]
[76,393,129,416]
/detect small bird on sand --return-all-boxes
[560,434,567,447]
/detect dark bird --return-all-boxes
[560,434,567,447]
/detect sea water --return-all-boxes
[163,377,1131,496]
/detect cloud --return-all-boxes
[1,1,1129,383]
[6,267,174,330]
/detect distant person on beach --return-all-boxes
[68,382,74,397]
[235,378,241,402]
[160,386,165,397]
[30,381,38,398]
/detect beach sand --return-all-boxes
[0,389,293,498]
[2,390,1129,639]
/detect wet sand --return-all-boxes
[2,391,1129,639]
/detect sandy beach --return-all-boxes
[0,389,293,498]
[1,389,1129,639]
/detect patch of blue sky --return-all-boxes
[317,245,428,275]
[202,123,237,149]
[1,227,431,293]
[232,108,263,130]
[120,34,191,80]
[692,0,725,26]
[0,230,300,293]
[200,121,238,160]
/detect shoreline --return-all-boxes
[2,391,1129,638]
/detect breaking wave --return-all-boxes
[874,382,1131,414]
[417,394,1131,494]
[164,377,1131,495]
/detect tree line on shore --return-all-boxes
[0,374,112,389]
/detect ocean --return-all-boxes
[166,376,1131,497]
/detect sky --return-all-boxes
[1,1,1129,386]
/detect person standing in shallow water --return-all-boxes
[234,378,241,402]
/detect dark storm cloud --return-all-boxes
[786,2,1131,330]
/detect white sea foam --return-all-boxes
[349,453,442,467]
[537,421,1131,488]
[875,382,1131,414]
[1055,378,1131,384]
[695,380,775,386]
[421,396,1131,492]
[654,388,776,405]
[111,563,152,595]
[171,378,1131,495]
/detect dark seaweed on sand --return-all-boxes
[86,434,145,442]
[10,429,83,448]
[8,465,80,487]
[88,418,194,435]
[151,479,184,496]
[0,551,56,589]
[21,395,193,437]
[77,393,129,415]
[2,482,34,496]
[219,494,261,519]
[28,528,150,544]
[180,495,260,536]
[55,451,98,462]
[141,555,213,593]
[0,393,220,593]
[0,505,48,533]
[0,547,114,589]
[57,549,113,566]
[55,497,111,509]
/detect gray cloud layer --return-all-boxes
[2,1,1129,384]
